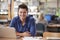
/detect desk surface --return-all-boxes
[43,32,60,37]
[0,38,22,40]
[43,32,60,40]
[0,37,43,40]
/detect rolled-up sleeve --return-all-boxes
[30,18,36,36]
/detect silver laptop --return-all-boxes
[0,27,16,38]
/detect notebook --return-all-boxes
[23,37,43,40]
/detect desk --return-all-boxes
[43,32,60,40]
[0,37,43,40]
[47,24,60,32]
[0,38,23,40]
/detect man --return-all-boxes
[10,4,36,37]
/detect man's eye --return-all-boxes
[20,12,22,13]
[23,12,26,13]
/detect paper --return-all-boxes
[23,37,42,40]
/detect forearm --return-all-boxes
[16,32,31,37]
[16,32,24,37]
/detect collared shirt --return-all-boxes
[10,16,36,36]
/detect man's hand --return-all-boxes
[22,31,31,36]
[16,31,31,37]
[16,32,21,36]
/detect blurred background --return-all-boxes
[0,0,60,36]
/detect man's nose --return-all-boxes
[22,13,24,15]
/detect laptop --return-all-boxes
[0,27,17,38]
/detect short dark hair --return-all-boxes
[18,4,28,11]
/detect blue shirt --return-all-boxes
[10,16,36,36]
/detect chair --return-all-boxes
[36,23,45,36]
[43,32,60,40]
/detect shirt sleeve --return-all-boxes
[30,18,36,36]
[10,18,16,27]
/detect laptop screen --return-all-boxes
[44,15,51,22]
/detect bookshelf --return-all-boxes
[0,0,11,22]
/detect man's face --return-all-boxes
[18,8,28,20]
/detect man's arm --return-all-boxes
[16,32,23,36]
[30,18,36,36]
[16,32,31,37]
[10,18,31,37]
[10,18,16,27]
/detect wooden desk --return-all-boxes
[0,37,43,40]
[43,32,60,40]
[0,38,22,40]
[47,24,60,32]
